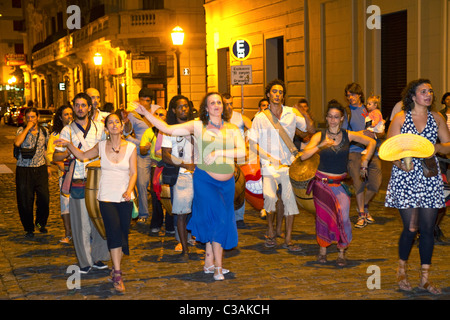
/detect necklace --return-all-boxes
[209,119,223,129]
[112,144,121,153]
[327,129,341,141]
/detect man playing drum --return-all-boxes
[54,93,110,274]
[248,79,314,251]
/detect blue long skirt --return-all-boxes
[187,167,238,250]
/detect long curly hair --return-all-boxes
[166,95,193,125]
[402,79,435,112]
[52,105,73,134]
[199,92,231,126]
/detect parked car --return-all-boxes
[3,107,17,125]
[38,109,54,131]
[14,107,27,126]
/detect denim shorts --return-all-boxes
[172,173,193,214]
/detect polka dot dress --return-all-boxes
[385,111,445,209]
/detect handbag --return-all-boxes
[421,157,439,178]
[70,179,86,199]
[14,129,40,160]
[13,145,20,159]
[132,199,139,219]
[60,159,75,196]
[60,122,93,196]
[158,160,180,186]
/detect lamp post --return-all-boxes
[93,52,103,89]
[171,26,184,95]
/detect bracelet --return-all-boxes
[360,166,368,170]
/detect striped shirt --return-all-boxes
[56,120,106,179]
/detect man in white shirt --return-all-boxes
[248,79,312,251]
[54,92,109,273]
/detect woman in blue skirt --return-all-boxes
[135,93,246,280]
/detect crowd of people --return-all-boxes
[12,79,450,295]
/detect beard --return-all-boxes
[76,113,88,120]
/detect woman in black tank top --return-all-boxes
[301,100,376,266]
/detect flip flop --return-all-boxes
[282,243,302,252]
[264,237,277,248]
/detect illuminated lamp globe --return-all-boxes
[171,26,184,46]
[93,52,103,66]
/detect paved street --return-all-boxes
[0,120,449,306]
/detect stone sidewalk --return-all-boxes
[0,122,449,305]
[1,170,449,302]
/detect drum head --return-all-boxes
[289,154,320,183]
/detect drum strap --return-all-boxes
[262,109,299,157]
[70,121,91,150]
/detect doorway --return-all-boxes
[381,10,407,121]
[265,36,285,83]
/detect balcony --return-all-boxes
[32,9,173,68]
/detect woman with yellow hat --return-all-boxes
[384,79,450,295]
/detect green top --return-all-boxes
[196,124,235,175]
[140,128,161,162]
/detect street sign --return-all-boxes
[231,39,252,61]
[231,65,252,85]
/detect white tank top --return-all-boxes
[97,140,136,202]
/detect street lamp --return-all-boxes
[93,52,103,66]
[171,26,184,95]
[93,52,103,90]
[7,76,17,85]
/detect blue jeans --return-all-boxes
[235,200,245,222]
[136,155,151,218]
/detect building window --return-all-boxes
[15,43,24,54]
[12,0,21,8]
[13,20,24,32]
[143,0,164,10]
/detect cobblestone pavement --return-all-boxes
[0,122,449,306]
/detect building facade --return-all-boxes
[205,0,450,121]
[0,0,25,106]
[22,0,206,110]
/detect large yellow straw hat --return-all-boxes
[379,133,435,169]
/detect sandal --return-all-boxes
[204,265,229,274]
[112,269,125,293]
[364,205,375,224]
[354,213,367,228]
[397,261,412,292]
[282,243,302,252]
[418,266,441,295]
[336,256,347,267]
[264,237,277,248]
[317,254,327,264]
[214,267,225,281]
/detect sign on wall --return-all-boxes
[231,39,252,61]
[231,65,252,85]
